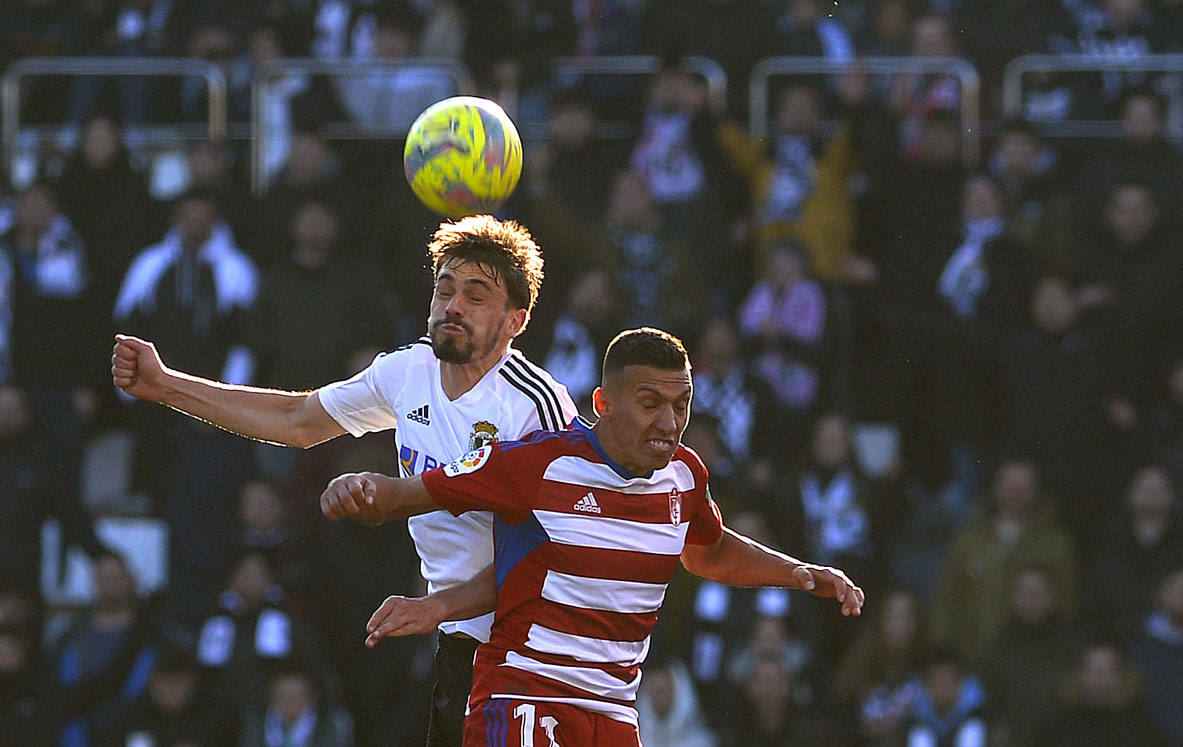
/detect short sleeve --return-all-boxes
[686,485,725,546]
[420,440,535,522]
[317,351,402,435]
[679,448,724,546]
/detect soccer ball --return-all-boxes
[403,96,523,218]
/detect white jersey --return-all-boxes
[318,337,578,640]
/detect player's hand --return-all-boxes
[111,334,169,402]
[320,472,385,524]
[364,594,445,647]
[790,564,865,617]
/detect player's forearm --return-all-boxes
[158,370,327,448]
[430,565,498,622]
[368,473,440,522]
[683,527,808,588]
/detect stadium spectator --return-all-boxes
[1037,642,1170,745]
[175,138,254,249]
[334,5,455,134]
[196,549,325,716]
[1002,276,1119,547]
[465,0,578,105]
[628,63,742,305]
[987,118,1072,274]
[251,196,394,394]
[690,317,766,464]
[979,563,1088,745]
[724,614,815,698]
[54,116,157,320]
[1089,465,1183,641]
[785,414,883,612]
[929,459,1078,668]
[0,181,108,587]
[719,656,840,745]
[114,186,259,622]
[102,644,230,745]
[640,0,780,123]
[675,510,811,727]
[902,648,988,747]
[831,589,928,745]
[49,551,159,744]
[737,240,842,453]
[603,169,712,337]
[635,657,717,747]
[527,87,624,227]
[776,0,855,61]
[251,132,361,267]
[1071,87,1183,247]
[541,267,622,413]
[1126,565,1183,744]
[855,0,914,56]
[715,72,872,286]
[892,13,964,158]
[1075,180,1183,412]
[240,659,354,747]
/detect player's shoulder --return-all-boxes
[673,443,710,482]
[495,349,574,432]
[365,337,435,370]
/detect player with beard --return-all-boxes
[111,215,578,747]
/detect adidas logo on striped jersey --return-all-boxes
[573,492,601,514]
[407,404,430,425]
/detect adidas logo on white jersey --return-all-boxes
[407,404,430,425]
[573,492,601,514]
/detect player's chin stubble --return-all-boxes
[431,327,474,364]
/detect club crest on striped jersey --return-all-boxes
[468,420,499,451]
[443,444,493,477]
[669,488,682,527]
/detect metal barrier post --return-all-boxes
[748,56,981,165]
[2,57,227,174]
[1002,54,1183,141]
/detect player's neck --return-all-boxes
[438,346,510,401]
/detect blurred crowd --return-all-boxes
[2,0,1183,745]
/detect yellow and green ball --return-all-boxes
[403,96,523,218]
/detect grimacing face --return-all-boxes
[595,364,692,475]
[428,259,523,365]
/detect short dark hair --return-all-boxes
[427,215,545,313]
[602,327,689,382]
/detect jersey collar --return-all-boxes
[573,416,654,480]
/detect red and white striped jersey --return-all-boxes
[421,417,724,726]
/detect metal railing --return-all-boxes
[1002,54,1183,141]
[2,57,227,174]
[749,56,982,164]
[250,57,475,194]
[551,55,728,115]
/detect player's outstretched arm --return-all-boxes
[681,527,865,617]
[111,334,344,447]
[364,565,498,648]
[320,471,439,525]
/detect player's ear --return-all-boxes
[592,387,607,417]
[507,307,529,338]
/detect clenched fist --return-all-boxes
[321,472,387,525]
[111,334,169,402]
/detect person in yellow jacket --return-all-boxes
[716,69,884,286]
